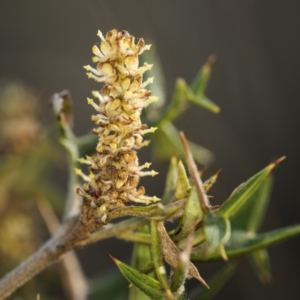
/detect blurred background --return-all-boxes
[1,0,300,299]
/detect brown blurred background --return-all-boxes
[1,0,300,299]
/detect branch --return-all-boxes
[0,198,187,299]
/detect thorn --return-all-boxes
[198,166,208,177]
[214,168,222,177]
[199,276,210,290]
[271,156,286,167]
[206,54,217,68]
[107,253,117,262]
[218,246,228,261]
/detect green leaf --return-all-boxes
[152,122,213,165]
[230,175,273,233]
[161,156,178,205]
[151,123,213,166]
[185,91,220,114]
[150,220,173,298]
[174,159,191,202]
[203,170,221,193]
[190,262,237,300]
[249,249,272,284]
[191,55,216,95]
[50,90,81,219]
[189,226,206,249]
[129,226,153,300]
[187,139,214,166]
[191,225,300,261]
[203,211,231,260]
[217,158,285,219]
[110,255,166,300]
[154,78,188,126]
[151,56,219,127]
[108,203,180,221]
[118,231,152,245]
[131,226,152,269]
[50,90,78,160]
[172,187,203,243]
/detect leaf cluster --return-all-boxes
[0,52,299,300]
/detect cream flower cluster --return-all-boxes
[76,30,160,219]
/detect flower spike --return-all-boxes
[76,29,159,211]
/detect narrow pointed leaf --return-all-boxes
[161,156,178,204]
[110,255,165,300]
[50,90,74,130]
[187,139,214,166]
[130,226,153,300]
[152,122,213,165]
[174,159,191,201]
[185,92,220,114]
[191,55,216,95]
[231,175,273,232]
[118,231,152,245]
[172,187,203,242]
[249,249,272,284]
[175,76,220,114]
[131,227,152,269]
[150,220,173,298]
[108,203,180,221]
[191,225,300,261]
[217,158,285,218]
[50,91,80,219]
[50,90,78,160]
[203,169,222,193]
[154,78,188,126]
[203,211,231,260]
[189,227,206,248]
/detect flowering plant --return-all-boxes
[0,29,299,300]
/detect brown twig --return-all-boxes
[179,131,210,212]
[0,198,187,299]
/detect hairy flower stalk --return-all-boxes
[76,30,160,223]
